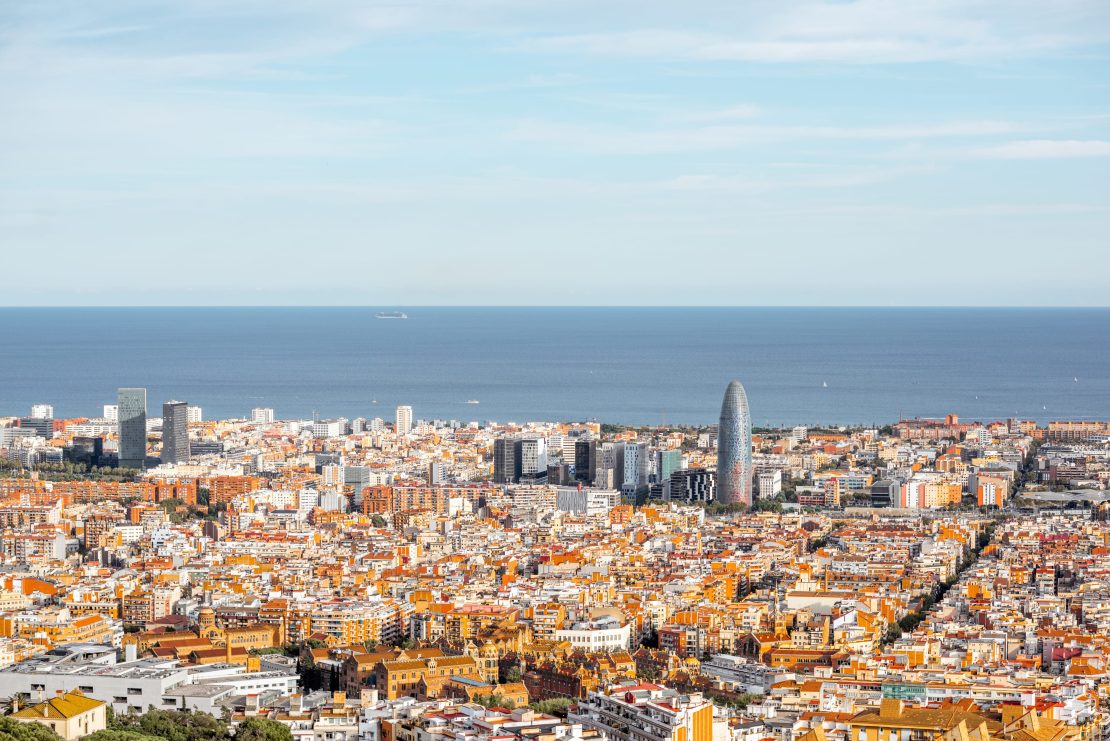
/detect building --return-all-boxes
[395,406,413,436]
[30,404,54,419]
[757,469,783,498]
[11,689,107,740]
[186,406,203,423]
[717,379,753,507]
[570,681,716,741]
[494,437,519,484]
[656,449,682,488]
[575,439,597,485]
[668,468,716,503]
[847,699,993,741]
[520,437,547,479]
[102,404,118,422]
[162,400,190,464]
[117,387,147,469]
[621,442,649,497]
[250,407,275,425]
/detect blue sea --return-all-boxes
[0,307,1107,427]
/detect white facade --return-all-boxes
[186,406,203,423]
[555,618,631,651]
[251,407,275,424]
[102,405,118,422]
[395,406,413,436]
[520,437,548,476]
[30,404,54,419]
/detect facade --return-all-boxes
[519,437,547,477]
[575,439,597,485]
[621,442,649,497]
[668,467,715,503]
[717,379,753,507]
[395,406,413,436]
[30,404,54,419]
[117,387,147,469]
[12,689,107,740]
[570,682,716,741]
[162,400,190,464]
[493,437,519,484]
[250,407,275,424]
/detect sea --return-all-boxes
[0,307,1107,427]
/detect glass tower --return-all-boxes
[117,387,147,469]
[717,379,753,507]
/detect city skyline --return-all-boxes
[3,1,1109,306]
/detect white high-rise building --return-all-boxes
[251,407,275,425]
[30,404,54,419]
[103,405,118,422]
[395,406,413,436]
[520,437,548,476]
[186,406,203,423]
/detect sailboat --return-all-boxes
[822,381,828,388]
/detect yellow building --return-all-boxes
[12,690,107,740]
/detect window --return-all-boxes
[127,688,142,695]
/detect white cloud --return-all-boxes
[978,139,1110,159]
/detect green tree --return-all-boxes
[0,715,64,740]
[86,731,168,741]
[235,717,293,741]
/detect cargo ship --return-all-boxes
[375,311,408,320]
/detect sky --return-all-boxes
[2,0,1109,306]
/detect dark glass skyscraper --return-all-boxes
[717,379,753,507]
[117,387,147,469]
[162,400,190,464]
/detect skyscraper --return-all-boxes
[717,379,753,507]
[162,400,190,464]
[395,405,413,436]
[493,437,519,484]
[117,387,147,469]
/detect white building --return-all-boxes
[520,437,547,477]
[395,406,413,436]
[251,407,275,425]
[554,616,631,651]
[102,405,118,422]
[30,404,54,419]
[186,406,203,423]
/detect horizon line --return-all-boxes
[2,304,1109,310]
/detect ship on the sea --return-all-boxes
[375,311,408,320]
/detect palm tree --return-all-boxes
[1,693,29,715]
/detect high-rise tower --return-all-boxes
[717,379,753,507]
[117,387,147,469]
[162,400,190,464]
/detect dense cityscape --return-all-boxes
[0,381,1107,741]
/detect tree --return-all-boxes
[235,717,293,741]
[1,692,30,715]
[529,698,575,716]
[370,514,387,528]
[86,731,169,741]
[0,716,64,740]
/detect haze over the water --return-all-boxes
[3,1,1110,307]
[2,307,1107,426]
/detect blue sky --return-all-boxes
[2,0,1109,306]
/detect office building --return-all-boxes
[117,388,147,469]
[717,379,753,507]
[669,467,716,503]
[102,405,118,422]
[574,439,597,485]
[250,407,274,425]
[30,404,54,419]
[493,437,519,484]
[621,442,649,496]
[757,469,783,498]
[656,449,682,492]
[161,400,190,464]
[16,417,53,438]
[519,437,547,482]
[395,405,413,436]
[186,406,202,423]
